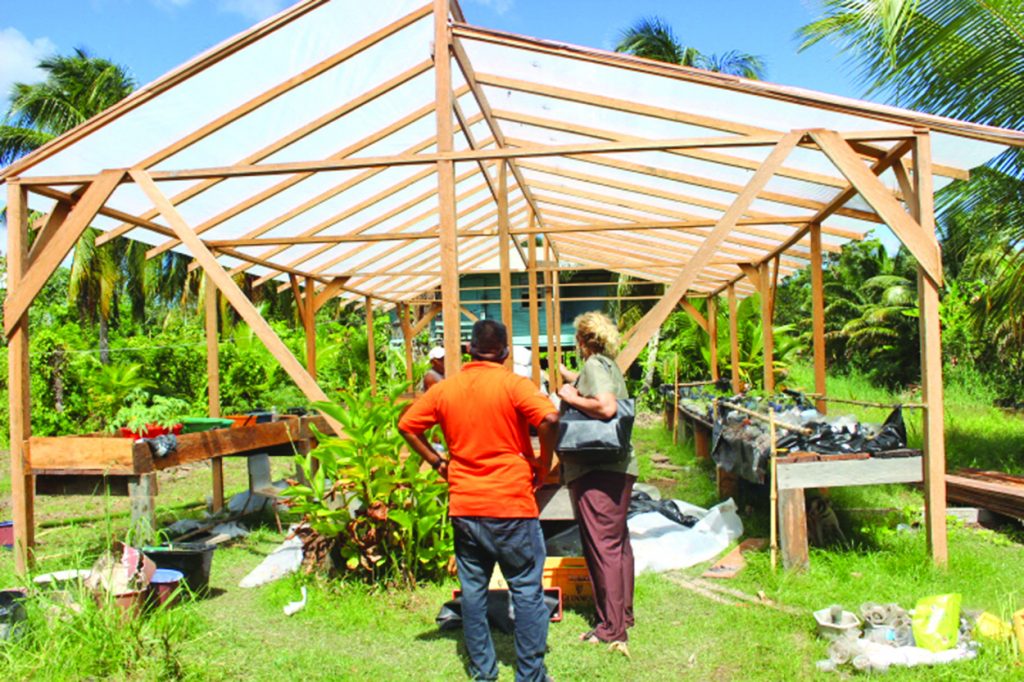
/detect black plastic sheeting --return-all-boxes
[776,407,907,456]
[628,490,698,527]
[710,405,908,485]
[436,590,562,633]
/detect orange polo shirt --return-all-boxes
[398,361,557,518]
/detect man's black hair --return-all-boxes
[469,319,509,361]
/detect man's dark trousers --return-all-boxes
[452,516,549,682]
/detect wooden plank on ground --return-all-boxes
[703,538,767,579]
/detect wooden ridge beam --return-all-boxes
[450,33,548,260]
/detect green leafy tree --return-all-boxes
[3,49,143,362]
[1,47,135,164]
[616,16,766,79]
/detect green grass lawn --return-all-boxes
[1,402,1023,680]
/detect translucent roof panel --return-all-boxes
[7,0,1024,306]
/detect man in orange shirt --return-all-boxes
[399,320,559,682]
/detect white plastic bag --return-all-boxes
[629,498,743,573]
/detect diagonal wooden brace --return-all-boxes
[4,169,125,337]
[810,129,942,286]
[617,131,804,371]
[130,169,342,435]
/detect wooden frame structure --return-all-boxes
[5,0,1024,571]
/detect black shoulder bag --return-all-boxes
[555,397,635,465]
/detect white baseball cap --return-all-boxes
[428,347,445,360]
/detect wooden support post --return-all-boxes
[728,284,741,394]
[778,487,809,571]
[305,276,316,379]
[498,161,514,357]
[761,263,775,393]
[128,474,158,546]
[400,303,415,385]
[913,131,948,565]
[435,0,461,378]
[205,276,224,513]
[693,423,711,460]
[672,355,680,443]
[366,296,377,395]
[810,222,827,414]
[544,242,557,391]
[708,295,719,381]
[130,170,342,435]
[6,181,35,572]
[552,268,563,388]
[527,216,542,386]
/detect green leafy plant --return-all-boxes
[282,384,453,588]
[109,389,190,434]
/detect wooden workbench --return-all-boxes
[668,403,923,570]
[26,415,328,533]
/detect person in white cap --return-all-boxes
[423,346,445,390]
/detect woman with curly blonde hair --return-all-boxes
[557,311,636,657]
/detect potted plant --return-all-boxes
[110,390,190,439]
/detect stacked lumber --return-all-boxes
[946,468,1024,520]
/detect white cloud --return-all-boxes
[0,28,57,110]
[464,0,514,15]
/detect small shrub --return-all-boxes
[282,385,453,588]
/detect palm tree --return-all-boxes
[616,17,766,79]
[3,48,139,362]
[1,47,135,164]
[798,0,1024,379]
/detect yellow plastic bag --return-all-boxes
[973,611,1012,642]
[912,594,961,652]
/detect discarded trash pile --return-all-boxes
[705,393,910,484]
[813,594,1024,674]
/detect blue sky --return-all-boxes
[1,0,865,111]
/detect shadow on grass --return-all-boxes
[416,626,521,675]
